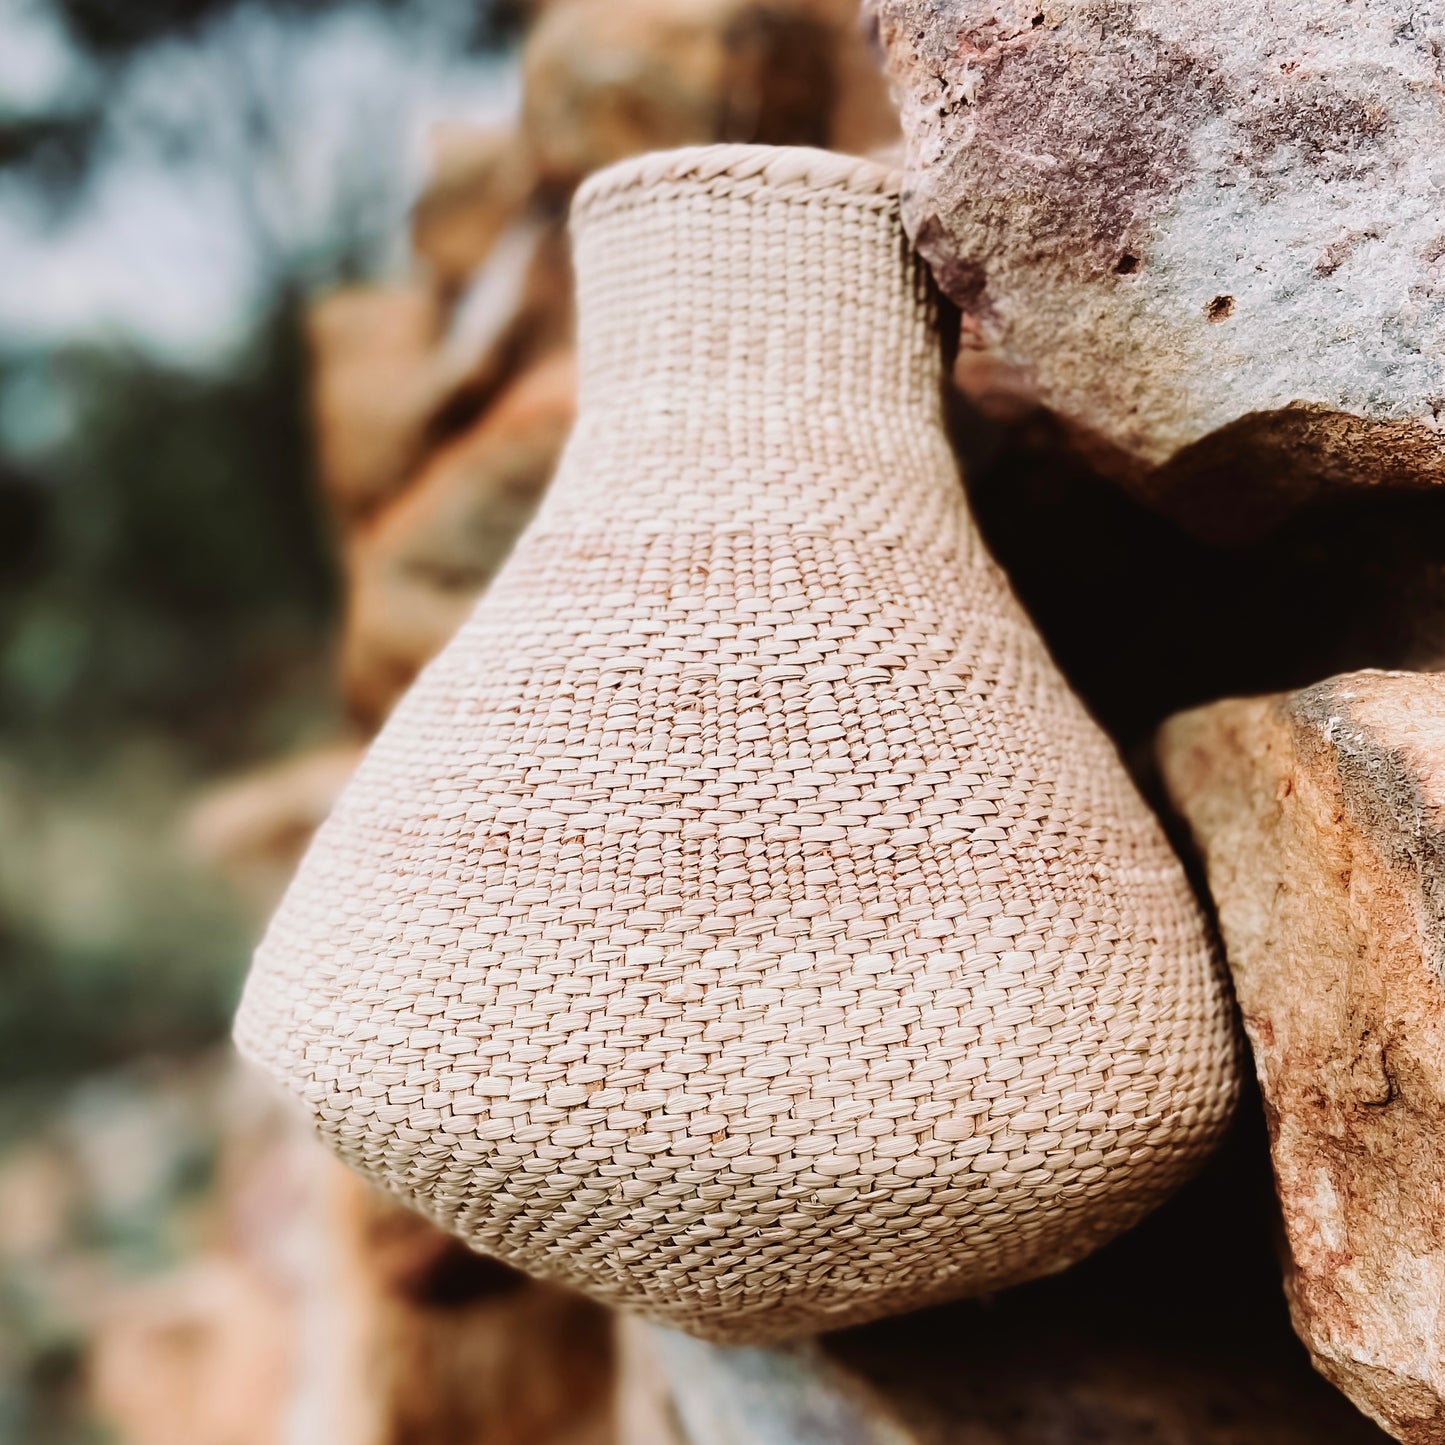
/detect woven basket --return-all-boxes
[236,144,1239,1343]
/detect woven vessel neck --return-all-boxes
[545,145,953,538]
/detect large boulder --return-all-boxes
[869,0,1445,536]
[1160,672,1445,1443]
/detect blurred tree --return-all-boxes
[0,305,330,1084]
[0,0,532,1089]
[0,114,101,200]
[0,0,523,196]
[51,0,525,54]
[0,302,333,757]
[0,6,522,1437]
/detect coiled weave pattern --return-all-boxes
[236,144,1239,1342]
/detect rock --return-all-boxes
[799,0,901,157]
[644,1330,915,1444]
[411,124,536,299]
[307,285,444,524]
[514,0,896,157]
[869,0,1445,537]
[81,1067,613,1445]
[617,1133,1397,1443]
[88,1258,293,1445]
[341,350,576,723]
[614,1316,689,1445]
[1159,671,1445,1443]
[521,0,835,193]
[296,1161,615,1445]
[186,744,364,913]
[435,218,575,421]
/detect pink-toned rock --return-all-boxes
[799,0,901,157]
[869,0,1445,536]
[88,1258,293,1445]
[435,218,576,420]
[1160,671,1445,1443]
[516,0,896,159]
[342,350,576,723]
[411,124,536,299]
[298,1161,615,1445]
[307,285,444,524]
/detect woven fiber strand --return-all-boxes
[236,144,1239,1343]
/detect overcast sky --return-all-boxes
[0,0,517,365]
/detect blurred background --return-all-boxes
[0,2,895,1439]
[0,3,510,1439]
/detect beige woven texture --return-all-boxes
[236,144,1239,1342]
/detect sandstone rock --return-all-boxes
[521,0,834,193]
[307,285,444,524]
[88,1258,293,1445]
[436,218,575,419]
[1159,671,1445,1443]
[869,0,1445,536]
[614,1316,689,1445]
[342,350,576,723]
[411,124,536,299]
[186,744,363,912]
[297,1161,614,1445]
[83,1069,613,1445]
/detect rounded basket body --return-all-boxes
[236,145,1238,1343]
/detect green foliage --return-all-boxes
[0,3,520,1434]
[0,302,337,760]
[51,0,525,55]
[0,886,249,1086]
[57,0,260,51]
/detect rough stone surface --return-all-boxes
[306,285,444,523]
[619,1136,1397,1442]
[341,350,575,723]
[1160,671,1445,1443]
[869,0,1445,534]
[521,0,835,192]
[411,124,535,300]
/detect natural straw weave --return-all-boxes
[236,144,1239,1343]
